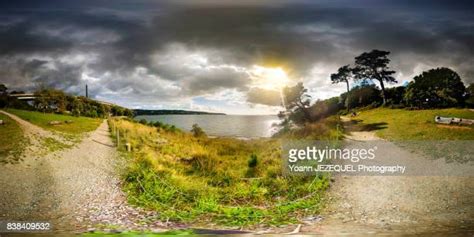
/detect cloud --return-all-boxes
[0,0,473,112]
[246,88,281,106]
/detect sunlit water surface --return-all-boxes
[134,114,280,138]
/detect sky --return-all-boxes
[0,0,473,115]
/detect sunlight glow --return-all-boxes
[250,65,290,90]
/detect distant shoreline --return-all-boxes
[133,109,226,116]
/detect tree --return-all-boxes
[330,65,353,93]
[282,82,312,124]
[0,84,7,95]
[466,83,474,108]
[404,67,466,108]
[69,97,84,116]
[353,50,397,104]
[111,106,124,116]
[0,84,8,108]
[341,84,381,109]
[34,88,67,113]
[385,86,406,106]
[308,96,344,121]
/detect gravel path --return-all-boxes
[0,112,164,232]
[1,111,472,235]
[300,116,474,235]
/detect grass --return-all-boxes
[41,137,73,153]
[353,108,474,140]
[109,117,341,227]
[0,113,27,163]
[82,229,196,236]
[6,108,102,135]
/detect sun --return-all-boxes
[250,65,290,90]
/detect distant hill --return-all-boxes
[134,109,226,116]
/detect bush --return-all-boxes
[404,67,466,108]
[248,154,258,168]
[191,123,206,137]
[342,84,382,109]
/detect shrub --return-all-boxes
[308,96,344,121]
[404,67,466,108]
[191,123,206,137]
[247,154,258,168]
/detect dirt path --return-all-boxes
[0,110,71,148]
[300,116,474,235]
[0,112,163,232]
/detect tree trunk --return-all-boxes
[379,79,386,104]
[345,80,350,93]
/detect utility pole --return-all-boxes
[86,84,88,98]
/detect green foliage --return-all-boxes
[111,105,133,117]
[22,88,132,118]
[308,96,344,121]
[0,113,26,163]
[191,123,206,137]
[34,88,67,113]
[6,109,101,135]
[466,83,474,108]
[110,118,333,227]
[82,229,196,236]
[247,154,258,168]
[0,84,8,108]
[404,68,466,109]
[275,116,344,141]
[342,84,382,109]
[245,154,258,178]
[385,86,406,106]
[281,82,311,124]
[330,65,352,92]
[41,137,73,152]
[353,49,397,104]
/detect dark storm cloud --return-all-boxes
[184,67,250,95]
[0,0,473,108]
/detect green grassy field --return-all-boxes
[0,113,26,163]
[109,117,341,227]
[353,108,474,140]
[6,109,102,135]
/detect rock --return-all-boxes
[0,119,4,125]
[65,120,74,124]
[48,120,62,125]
